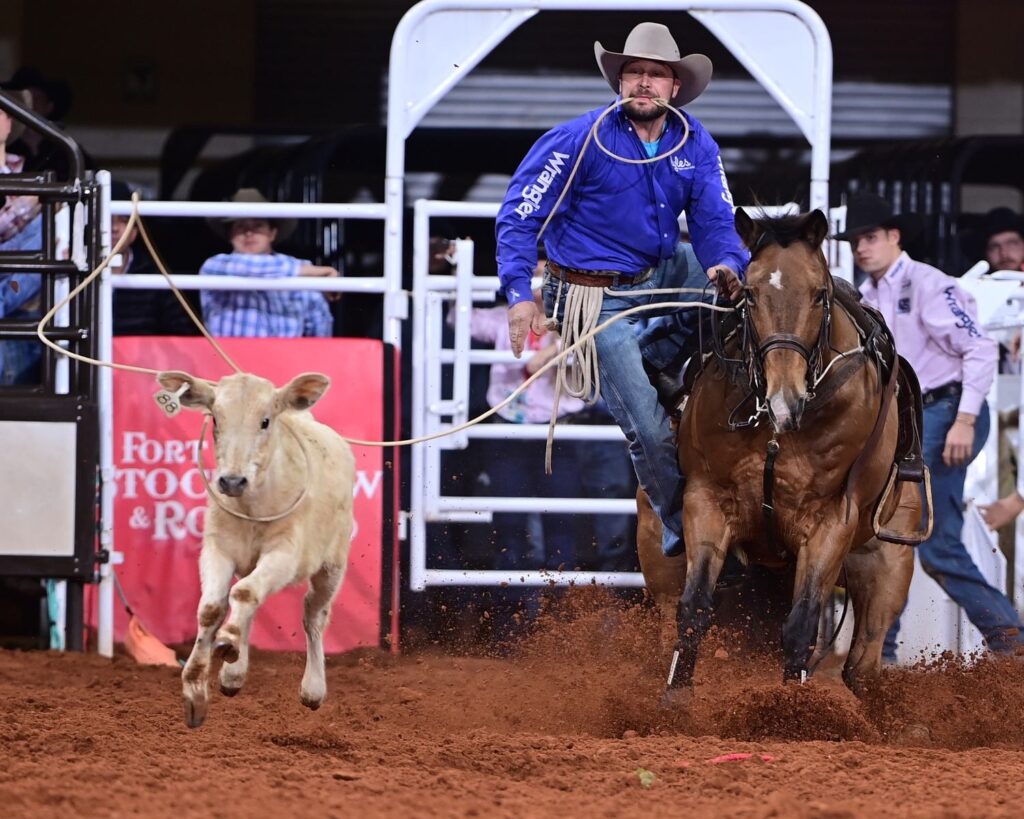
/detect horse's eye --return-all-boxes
[814,289,827,305]
[260,417,270,430]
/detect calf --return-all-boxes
[157,370,355,729]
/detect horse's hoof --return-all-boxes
[213,639,239,664]
[659,686,693,710]
[184,696,208,729]
[894,722,932,746]
[219,684,242,698]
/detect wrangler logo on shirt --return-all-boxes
[514,151,570,220]
[943,287,981,338]
[716,156,735,206]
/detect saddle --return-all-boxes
[831,279,926,485]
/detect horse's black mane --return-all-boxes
[750,212,811,250]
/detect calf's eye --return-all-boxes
[260,417,270,430]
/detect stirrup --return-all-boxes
[873,463,933,545]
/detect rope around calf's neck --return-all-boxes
[195,414,312,523]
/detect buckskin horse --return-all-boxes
[638,209,930,703]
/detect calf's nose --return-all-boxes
[218,475,248,497]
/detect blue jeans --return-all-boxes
[543,244,715,557]
[883,398,1024,661]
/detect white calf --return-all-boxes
[157,370,355,729]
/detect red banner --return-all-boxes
[106,337,387,653]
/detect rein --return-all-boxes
[195,416,312,523]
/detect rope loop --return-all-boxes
[195,415,311,523]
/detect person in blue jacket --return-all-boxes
[495,22,749,560]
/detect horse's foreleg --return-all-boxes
[842,539,914,696]
[783,525,852,683]
[663,496,729,706]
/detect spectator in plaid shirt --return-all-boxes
[200,188,338,337]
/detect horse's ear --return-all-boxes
[801,210,830,249]
[734,208,762,251]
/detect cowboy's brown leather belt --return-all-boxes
[546,260,648,287]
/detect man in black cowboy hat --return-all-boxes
[199,188,339,338]
[494,21,749,561]
[962,207,1024,274]
[836,193,1023,662]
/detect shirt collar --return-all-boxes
[859,251,910,293]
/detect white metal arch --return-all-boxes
[383,0,834,347]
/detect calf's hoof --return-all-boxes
[213,638,240,665]
[184,695,208,729]
[300,692,324,711]
[220,684,242,698]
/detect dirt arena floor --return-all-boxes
[2,589,1024,818]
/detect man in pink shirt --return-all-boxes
[837,193,1023,661]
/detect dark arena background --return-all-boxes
[2,2,1024,817]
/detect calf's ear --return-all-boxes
[277,372,331,412]
[156,371,216,410]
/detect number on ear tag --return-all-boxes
[153,383,189,417]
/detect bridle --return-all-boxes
[740,270,834,409]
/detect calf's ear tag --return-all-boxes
[153,383,190,417]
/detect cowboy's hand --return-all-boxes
[707,264,742,302]
[942,415,975,466]
[508,300,546,358]
[979,491,1024,530]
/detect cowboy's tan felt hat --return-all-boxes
[595,22,712,107]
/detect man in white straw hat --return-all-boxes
[495,22,749,561]
[199,187,339,337]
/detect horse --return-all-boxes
[637,209,925,703]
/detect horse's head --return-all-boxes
[734,209,832,433]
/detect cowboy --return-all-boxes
[495,22,749,559]
[836,192,1024,661]
[970,208,1024,530]
[962,207,1024,274]
[199,188,339,337]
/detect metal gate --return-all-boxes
[0,90,103,650]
